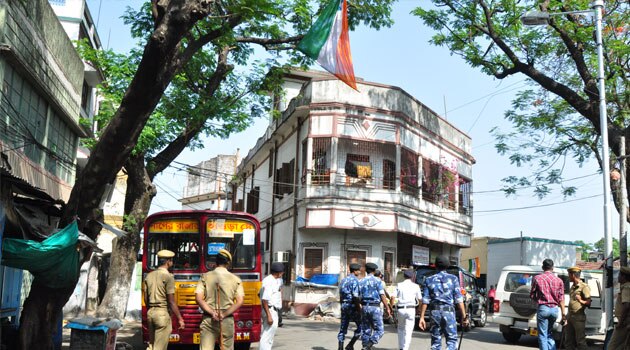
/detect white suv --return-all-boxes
[491,265,605,343]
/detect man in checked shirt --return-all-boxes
[530,259,566,350]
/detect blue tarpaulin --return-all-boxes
[1,221,80,288]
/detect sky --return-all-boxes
[85,0,616,245]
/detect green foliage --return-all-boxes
[574,240,594,261]
[77,0,396,175]
[594,237,620,259]
[413,0,629,199]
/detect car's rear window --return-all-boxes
[503,272,570,293]
[415,267,460,287]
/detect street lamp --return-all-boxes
[521,0,614,333]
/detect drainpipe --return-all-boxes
[270,141,278,270]
[292,119,303,281]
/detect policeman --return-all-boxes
[144,249,185,350]
[608,266,630,349]
[395,269,421,350]
[565,266,591,350]
[195,249,244,350]
[418,255,469,350]
[359,262,391,350]
[260,262,285,350]
[338,263,362,350]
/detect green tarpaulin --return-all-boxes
[1,221,79,288]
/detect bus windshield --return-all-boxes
[206,218,256,270]
[146,218,200,270]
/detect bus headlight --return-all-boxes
[237,321,245,328]
[245,321,253,328]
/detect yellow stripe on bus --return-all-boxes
[173,281,262,306]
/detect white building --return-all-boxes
[180,153,240,211]
[232,70,474,314]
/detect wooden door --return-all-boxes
[346,250,367,278]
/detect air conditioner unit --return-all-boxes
[274,251,290,263]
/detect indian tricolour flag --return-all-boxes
[468,257,481,278]
[297,0,357,90]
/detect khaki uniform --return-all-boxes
[565,281,590,350]
[144,267,175,350]
[608,281,630,350]
[196,266,244,350]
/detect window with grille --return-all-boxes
[312,138,331,185]
[338,139,396,189]
[459,177,472,215]
[442,169,457,210]
[422,159,440,203]
[304,248,323,279]
[401,149,419,196]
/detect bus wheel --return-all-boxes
[234,343,252,350]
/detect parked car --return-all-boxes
[491,265,604,343]
[413,265,488,329]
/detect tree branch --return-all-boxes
[234,35,304,49]
[147,46,233,179]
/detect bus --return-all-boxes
[142,210,262,349]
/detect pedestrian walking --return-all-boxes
[259,262,285,350]
[607,266,630,350]
[530,258,565,350]
[418,255,469,350]
[195,249,244,350]
[338,263,362,350]
[564,266,591,350]
[395,269,421,350]
[143,250,185,350]
[487,285,496,314]
[359,262,392,350]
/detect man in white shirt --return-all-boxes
[395,269,421,350]
[260,262,285,350]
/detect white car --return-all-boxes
[491,265,605,343]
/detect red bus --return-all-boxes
[142,210,262,349]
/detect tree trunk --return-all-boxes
[96,155,155,318]
[19,281,75,350]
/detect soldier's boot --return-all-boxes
[338,342,344,350]
[345,335,359,350]
[361,341,374,350]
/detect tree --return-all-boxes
[17,0,395,348]
[412,0,628,256]
[594,237,620,259]
[575,240,594,261]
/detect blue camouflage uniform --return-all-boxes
[337,274,362,342]
[422,271,464,350]
[359,274,385,347]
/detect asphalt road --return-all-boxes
[63,317,606,349]
[264,317,605,350]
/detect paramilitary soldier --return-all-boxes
[195,249,244,350]
[144,249,185,350]
[359,262,392,350]
[419,255,469,350]
[608,266,630,350]
[565,266,591,350]
[338,263,362,350]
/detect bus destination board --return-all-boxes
[207,219,254,238]
[148,219,199,233]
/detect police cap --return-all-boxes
[403,269,414,279]
[218,249,232,261]
[567,266,581,274]
[349,263,361,272]
[271,262,285,273]
[157,250,175,258]
[365,262,378,271]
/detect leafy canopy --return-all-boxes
[413,0,629,199]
